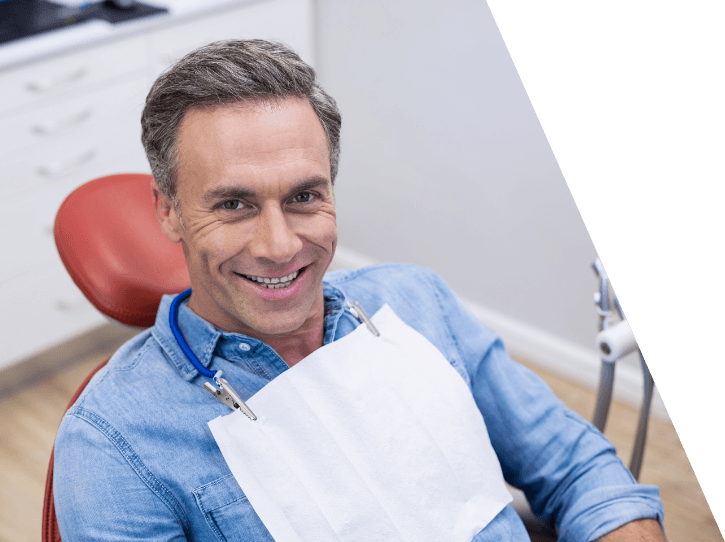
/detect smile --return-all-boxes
[240,267,304,289]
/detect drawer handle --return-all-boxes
[25,67,89,93]
[32,108,93,136]
[37,148,97,177]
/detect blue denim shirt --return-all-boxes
[54,264,664,542]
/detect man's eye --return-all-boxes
[222,200,243,210]
[292,192,315,204]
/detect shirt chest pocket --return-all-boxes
[193,474,275,542]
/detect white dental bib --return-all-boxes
[208,304,512,542]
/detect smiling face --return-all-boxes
[153,97,337,340]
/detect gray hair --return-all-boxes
[141,39,341,203]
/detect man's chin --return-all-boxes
[236,308,315,338]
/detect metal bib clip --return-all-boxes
[204,371,257,421]
[347,301,380,337]
[203,301,377,420]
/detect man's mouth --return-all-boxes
[240,267,305,289]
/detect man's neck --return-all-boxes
[243,293,328,367]
[186,291,328,368]
[264,319,326,367]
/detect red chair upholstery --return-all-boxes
[43,173,190,542]
[54,173,190,327]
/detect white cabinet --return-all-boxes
[0,35,148,117]
[0,0,314,370]
[0,78,149,202]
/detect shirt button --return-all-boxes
[238,342,251,352]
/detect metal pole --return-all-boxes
[629,352,654,481]
[591,259,615,432]
[592,361,616,432]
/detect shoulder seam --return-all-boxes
[325,262,426,285]
[116,335,157,371]
[152,326,199,380]
[74,336,157,408]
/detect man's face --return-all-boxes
[155,97,337,338]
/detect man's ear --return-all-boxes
[151,181,183,243]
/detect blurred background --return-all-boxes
[0,0,719,541]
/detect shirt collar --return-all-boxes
[152,281,350,381]
[322,281,349,344]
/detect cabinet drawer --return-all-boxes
[0,150,151,285]
[0,34,148,117]
[149,0,314,78]
[0,76,149,160]
[0,110,144,200]
[0,178,87,285]
[0,257,106,368]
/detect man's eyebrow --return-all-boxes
[287,177,330,196]
[202,177,330,204]
[203,186,255,204]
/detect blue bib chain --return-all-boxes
[169,288,257,420]
[168,289,380,421]
[169,288,216,379]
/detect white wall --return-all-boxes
[316,0,600,349]
[315,0,668,418]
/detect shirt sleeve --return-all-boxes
[54,408,189,542]
[424,269,665,542]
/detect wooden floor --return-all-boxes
[0,347,721,542]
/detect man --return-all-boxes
[54,40,666,541]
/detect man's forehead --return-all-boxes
[173,97,332,200]
[177,97,328,158]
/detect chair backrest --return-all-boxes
[54,173,190,327]
[44,173,191,541]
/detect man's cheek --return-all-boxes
[201,232,242,263]
[301,216,337,242]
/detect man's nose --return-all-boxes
[249,204,303,263]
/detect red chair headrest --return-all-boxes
[54,174,190,328]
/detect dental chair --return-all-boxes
[43,173,190,542]
[45,174,652,542]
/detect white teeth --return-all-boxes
[242,269,302,288]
